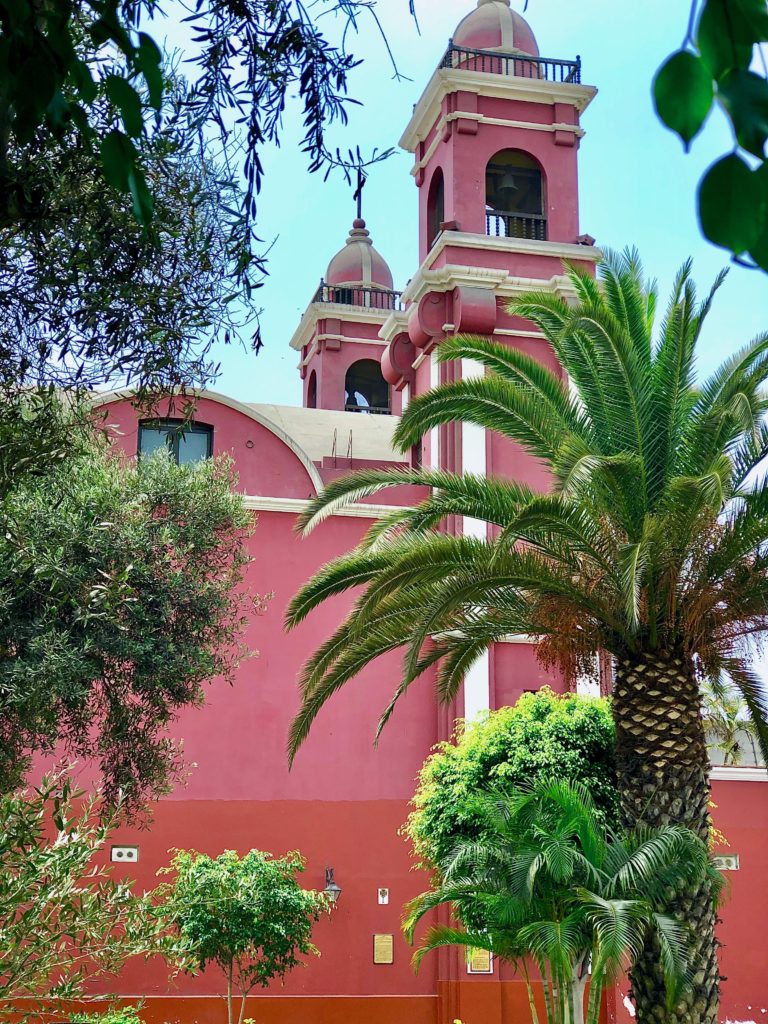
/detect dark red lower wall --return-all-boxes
[74,785,768,1021]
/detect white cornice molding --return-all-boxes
[412,112,585,176]
[400,67,597,152]
[243,495,410,518]
[289,302,394,352]
[402,265,578,309]
[424,230,601,270]
[379,309,411,346]
[709,766,768,782]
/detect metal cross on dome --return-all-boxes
[353,167,368,221]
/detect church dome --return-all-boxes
[325,219,394,291]
[453,0,539,57]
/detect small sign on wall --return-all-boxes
[377,887,389,905]
[110,845,139,863]
[467,948,493,974]
[373,934,394,965]
[713,854,740,871]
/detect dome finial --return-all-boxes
[325,217,393,292]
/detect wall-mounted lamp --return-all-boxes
[323,867,342,907]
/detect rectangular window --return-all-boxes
[138,420,213,465]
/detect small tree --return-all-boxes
[0,774,166,1022]
[160,849,328,1024]
[404,689,618,875]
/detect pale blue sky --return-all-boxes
[171,0,768,403]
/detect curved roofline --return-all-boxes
[92,388,324,494]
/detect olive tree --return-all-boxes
[0,431,253,810]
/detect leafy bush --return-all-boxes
[404,688,618,871]
[71,1006,143,1024]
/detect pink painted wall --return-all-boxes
[103,396,317,498]
[94,395,440,1007]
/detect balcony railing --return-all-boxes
[486,211,547,241]
[344,403,391,415]
[313,282,404,311]
[440,43,581,84]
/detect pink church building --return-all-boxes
[98,2,768,1021]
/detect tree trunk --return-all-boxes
[613,650,719,1024]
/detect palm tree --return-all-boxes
[404,779,714,1024]
[286,250,768,1022]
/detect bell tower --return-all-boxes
[381,0,599,417]
[289,217,402,416]
[379,12,600,1020]
[412,0,592,259]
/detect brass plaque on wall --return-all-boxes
[467,947,493,974]
[373,933,394,964]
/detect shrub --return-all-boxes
[71,1006,143,1024]
[404,687,618,871]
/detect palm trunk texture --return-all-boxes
[613,650,719,1024]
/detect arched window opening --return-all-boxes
[345,360,391,415]
[485,149,546,241]
[427,168,445,250]
[307,370,317,409]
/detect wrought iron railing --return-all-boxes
[440,44,581,84]
[344,402,391,415]
[313,282,404,311]
[486,211,547,241]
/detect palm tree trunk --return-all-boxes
[613,650,719,1024]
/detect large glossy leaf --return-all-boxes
[99,130,136,192]
[127,164,154,225]
[717,69,768,157]
[697,0,754,79]
[748,162,768,270]
[698,153,761,253]
[137,33,164,111]
[653,51,713,149]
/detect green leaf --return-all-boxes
[698,153,761,253]
[732,0,768,41]
[718,70,768,158]
[46,90,71,133]
[99,130,137,192]
[747,162,768,270]
[104,75,144,138]
[697,0,754,79]
[138,33,164,111]
[653,51,714,149]
[128,165,154,225]
[70,59,98,105]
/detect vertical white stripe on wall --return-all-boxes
[460,357,490,717]
[401,382,410,413]
[464,650,491,722]
[429,351,440,467]
[461,358,487,540]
